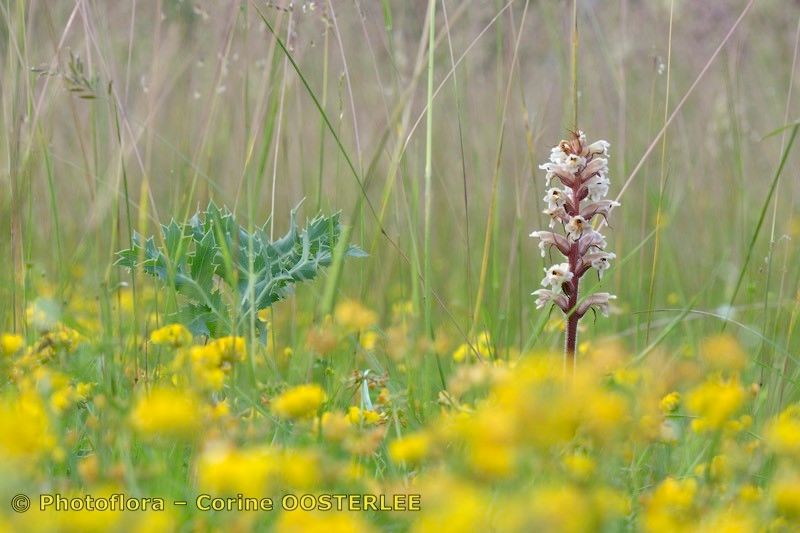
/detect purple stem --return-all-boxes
[564,174,583,365]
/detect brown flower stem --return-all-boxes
[565,245,580,367]
[565,169,583,369]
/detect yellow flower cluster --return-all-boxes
[4,289,800,531]
[272,384,327,420]
[171,335,247,391]
[150,323,192,348]
[130,387,203,440]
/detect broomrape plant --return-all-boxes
[530,131,619,364]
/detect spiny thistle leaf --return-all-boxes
[115,203,365,337]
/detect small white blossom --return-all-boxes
[585,174,610,202]
[587,140,610,157]
[580,199,621,221]
[530,230,571,257]
[583,251,616,278]
[565,215,590,241]
[540,162,579,187]
[543,206,569,229]
[531,288,568,311]
[578,229,608,255]
[580,157,609,182]
[549,145,568,164]
[542,263,573,289]
[564,153,585,173]
[577,293,617,317]
[543,188,568,209]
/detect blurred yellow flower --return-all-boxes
[772,476,800,520]
[687,376,745,432]
[0,391,56,461]
[765,404,800,458]
[334,299,377,333]
[699,334,746,374]
[208,335,246,363]
[388,432,430,466]
[0,333,24,356]
[643,477,697,532]
[272,384,326,420]
[659,391,681,414]
[320,412,351,443]
[347,406,382,426]
[197,443,276,496]
[150,324,192,348]
[562,453,596,482]
[277,510,373,533]
[130,387,202,440]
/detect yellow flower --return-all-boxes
[197,443,276,497]
[699,334,746,373]
[276,510,373,533]
[186,346,226,391]
[150,324,192,348]
[452,343,470,363]
[319,412,351,443]
[347,406,383,426]
[773,475,800,519]
[468,443,516,480]
[659,391,681,414]
[360,331,379,350]
[130,387,202,440]
[272,384,326,420]
[525,485,594,532]
[0,391,56,461]
[737,484,762,504]
[334,299,377,332]
[643,477,697,532]
[208,336,246,363]
[562,453,596,482]
[0,333,24,356]
[582,390,630,439]
[686,376,745,432]
[451,332,493,363]
[388,432,430,466]
[765,404,800,458]
[708,454,731,483]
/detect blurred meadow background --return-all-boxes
[2,0,800,531]
[4,0,800,355]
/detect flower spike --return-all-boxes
[529,131,618,363]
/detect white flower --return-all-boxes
[587,140,610,157]
[565,215,591,241]
[585,174,610,202]
[580,199,620,221]
[541,263,573,289]
[577,293,617,317]
[580,157,608,182]
[540,147,585,186]
[531,288,568,311]
[583,251,616,278]
[540,162,578,188]
[543,206,569,229]
[543,188,568,209]
[563,153,585,173]
[530,230,571,257]
[549,146,568,164]
[578,230,608,255]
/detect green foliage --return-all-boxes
[115,203,366,337]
